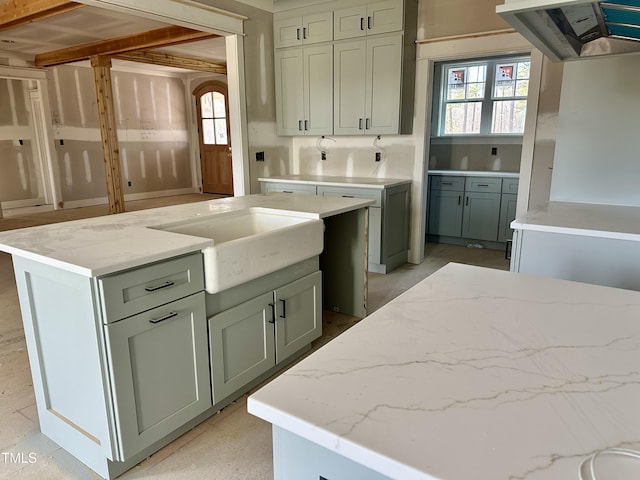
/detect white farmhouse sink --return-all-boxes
[152,207,323,293]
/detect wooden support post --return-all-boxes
[91,55,124,214]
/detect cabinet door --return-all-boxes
[461,192,501,241]
[274,271,322,363]
[498,193,518,243]
[365,33,402,134]
[104,293,210,460]
[334,39,367,135]
[367,0,404,36]
[209,291,276,403]
[302,12,333,44]
[334,5,366,40]
[428,189,463,237]
[275,48,304,135]
[274,17,303,48]
[304,44,333,135]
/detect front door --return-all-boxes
[194,82,233,195]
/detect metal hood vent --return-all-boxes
[497,0,640,61]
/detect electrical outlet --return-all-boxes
[491,147,498,155]
[321,151,327,160]
[127,181,132,187]
[375,152,381,162]
[255,151,265,161]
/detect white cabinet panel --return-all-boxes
[334,0,403,40]
[365,33,402,134]
[275,48,304,136]
[274,12,332,48]
[333,39,367,135]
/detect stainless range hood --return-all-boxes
[497,0,640,61]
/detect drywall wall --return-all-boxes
[428,143,522,172]
[418,0,510,40]
[0,79,43,203]
[549,53,640,206]
[48,64,192,204]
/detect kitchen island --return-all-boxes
[510,201,640,291]
[248,263,640,479]
[0,193,373,479]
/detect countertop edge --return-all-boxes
[246,397,430,480]
[258,176,412,188]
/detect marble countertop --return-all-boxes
[258,175,411,188]
[428,170,520,178]
[511,201,640,241]
[0,193,373,277]
[248,263,640,480]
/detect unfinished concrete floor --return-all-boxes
[0,194,509,479]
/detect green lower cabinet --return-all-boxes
[209,271,322,404]
[104,292,211,461]
[461,192,501,241]
[428,189,463,237]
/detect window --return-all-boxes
[199,91,228,145]
[435,55,530,136]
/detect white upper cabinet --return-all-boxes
[334,0,403,40]
[275,44,333,136]
[334,34,403,135]
[274,11,333,48]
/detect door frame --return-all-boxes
[193,80,233,195]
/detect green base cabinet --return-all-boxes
[427,174,518,249]
[209,270,322,404]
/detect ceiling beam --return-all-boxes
[114,50,226,74]
[0,0,84,32]
[34,25,218,67]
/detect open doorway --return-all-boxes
[194,81,233,196]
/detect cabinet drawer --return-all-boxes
[262,182,317,195]
[464,177,502,193]
[99,253,204,323]
[316,185,382,207]
[502,177,519,194]
[430,176,464,191]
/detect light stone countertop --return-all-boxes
[0,193,373,277]
[511,201,640,241]
[258,175,412,188]
[248,263,640,480]
[428,170,520,178]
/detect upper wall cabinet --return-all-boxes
[334,0,403,40]
[273,0,417,136]
[275,45,333,136]
[274,12,333,48]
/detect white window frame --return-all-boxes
[434,54,531,137]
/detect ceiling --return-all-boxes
[0,1,228,74]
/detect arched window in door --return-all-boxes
[200,90,228,145]
[194,82,233,195]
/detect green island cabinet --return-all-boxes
[427,175,519,249]
[261,179,410,274]
[273,0,417,136]
[12,251,321,480]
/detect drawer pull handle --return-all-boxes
[360,17,364,30]
[303,27,307,39]
[359,118,363,130]
[280,299,287,318]
[268,303,276,324]
[466,196,469,206]
[458,195,461,205]
[341,195,354,198]
[282,190,294,193]
[441,182,453,185]
[367,16,372,29]
[149,311,178,324]
[144,280,175,292]
[296,28,301,40]
[477,184,489,187]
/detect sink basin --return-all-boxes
[152,207,324,293]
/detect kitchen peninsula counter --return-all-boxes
[248,263,640,479]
